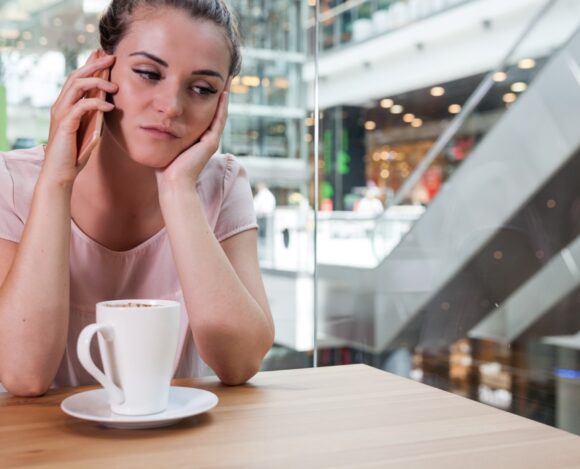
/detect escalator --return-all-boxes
[317,24,580,353]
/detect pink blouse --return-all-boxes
[0,146,257,387]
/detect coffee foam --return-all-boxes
[105,302,155,308]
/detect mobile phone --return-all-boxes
[76,66,111,163]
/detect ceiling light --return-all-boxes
[411,118,423,128]
[380,98,394,109]
[231,84,249,94]
[380,169,390,179]
[273,78,289,89]
[39,36,48,46]
[0,29,19,40]
[511,82,527,93]
[430,86,445,97]
[503,92,516,103]
[85,24,96,33]
[518,58,536,69]
[242,76,261,87]
[403,113,415,123]
[448,104,461,114]
[390,104,403,114]
[493,71,507,82]
[364,121,376,130]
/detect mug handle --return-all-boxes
[77,324,124,405]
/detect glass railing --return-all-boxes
[308,0,473,53]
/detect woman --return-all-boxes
[0,0,274,396]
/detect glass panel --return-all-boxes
[230,0,316,371]
[315,0,580,435]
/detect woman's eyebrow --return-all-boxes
[129,51,168,67]
[129,51,224,81]
[192,69,224,81]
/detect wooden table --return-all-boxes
[2,364,580,468]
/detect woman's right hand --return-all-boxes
[43,50,117,186]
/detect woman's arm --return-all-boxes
[0,51,116,396]
[0,180,74,396]
[159,186,274,385]
[157,88,273,385]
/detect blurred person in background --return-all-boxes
[253,182,276,240]
[356,186,384,216]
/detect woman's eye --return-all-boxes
[192,85,217,96]
[133,69,161,81]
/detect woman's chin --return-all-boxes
[131,154,176,169]
[125,146,180,169]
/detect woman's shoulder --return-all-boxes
[0,145,45,161]
[0,145,45,180]
[199,153,248,191]
[0,146,45,217]
[202,153,242,175]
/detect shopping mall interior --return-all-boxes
[1,0,580,435]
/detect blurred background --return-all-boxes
[1,0,580,435]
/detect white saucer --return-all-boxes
[61,386,218,429]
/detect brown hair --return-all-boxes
[99,0,242,76]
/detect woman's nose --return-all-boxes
[153,83,184,118]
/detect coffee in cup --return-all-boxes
[77,299,181,415]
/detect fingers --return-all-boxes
[54,53,114,111]
[200,90,229,146]
[70,98,115,121]
[56,98,115,136]
[51,51,116,127]
[61,53,115,93]
[58,77,118,110]
[57,55,115,103]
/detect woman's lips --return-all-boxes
[140,126,178,140]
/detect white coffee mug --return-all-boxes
[77,299,181,415]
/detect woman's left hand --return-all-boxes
[156,87,230,192]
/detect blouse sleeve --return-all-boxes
[0,155,24,243]
[214,155,258,242]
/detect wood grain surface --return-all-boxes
[1,364,579,468]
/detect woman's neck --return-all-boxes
[70,127,165,251]
[76,127,159,215]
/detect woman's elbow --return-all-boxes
[1,372,50,397]
[217,359,262,386]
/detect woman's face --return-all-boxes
[105,7,231,168]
